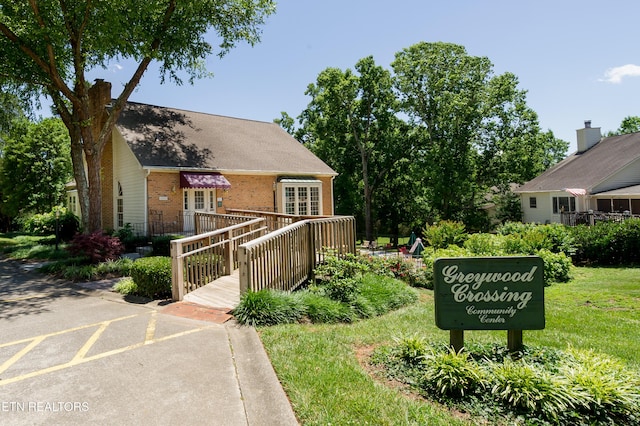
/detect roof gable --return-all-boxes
[115,102,336,176]
[516,132,640,193]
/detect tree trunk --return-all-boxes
[84,150,103,233]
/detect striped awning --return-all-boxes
[564,188,587,197]
[179,172,231,189]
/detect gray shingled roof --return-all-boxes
[515,132,640,193]
[115,102,336,175]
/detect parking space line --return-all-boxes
[0,312,214,387]
[72,322,109,362]
[0,336,46,375]
[144,311,157,344]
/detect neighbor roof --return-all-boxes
[515,132,640,193]
[115,102,336,176]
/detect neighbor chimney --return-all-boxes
[576,120,601,153]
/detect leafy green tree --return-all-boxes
[392,42,567,227]
[294,56,407,241]
[0,118,72,216]
[607,116,640,136]
[0,0,275,232]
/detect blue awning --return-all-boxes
[179,172,231,189]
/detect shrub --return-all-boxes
[562,348,640,421]
[395,335,428,364]
[66,231,124,264]
[298,291,355,324]
[488,359,580,421]
[358,273,418,313]
[114,224,148,253]
[571,219,640,265]
[423,220,468,249]
[113,277,139,295]
[233,290,305,326]
[536,249,572,284]
[19,207,79,241]
[151,235,181,256]
[130,256,172,299]
[463,233,505,256]
[421,345,486,398]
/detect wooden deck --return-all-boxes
[183,270,240,310]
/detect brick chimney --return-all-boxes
[88,79,112,134]
[576,120,601,153]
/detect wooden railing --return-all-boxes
[238,216,356,294]
[194,211,260,234]
[561,211,640,226]
[170,217,267,301]
[225,208,330,232]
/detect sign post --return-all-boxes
[434,256,545,352]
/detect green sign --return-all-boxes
[434,256,545,330]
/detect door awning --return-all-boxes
[564,188,587,197]
[179,172,231,189]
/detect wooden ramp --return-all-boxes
[183,270,241,310]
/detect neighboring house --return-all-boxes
[67,100,337,234]
[515,121,640,224]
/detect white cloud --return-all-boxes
[600,64,640,83]
[109,63,123,73]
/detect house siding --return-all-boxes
[592,158,640,193]
[112,131,146,230]
[521,193,553,224]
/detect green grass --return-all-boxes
[0,233,70,260]
[259,267,640,424]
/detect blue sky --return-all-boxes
[84,0,640,153]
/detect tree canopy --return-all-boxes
[607,116,640,136]
[282,42,568,236]
[0,0,275,232]
[0,117,72,217]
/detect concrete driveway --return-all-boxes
[0,257,297,425]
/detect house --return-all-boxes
[515,121,640,224]
[67,99,337,234]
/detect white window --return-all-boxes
[68,195,77,215]
[279,179,322,216]
[552,196,575,214]
[116,182,124,228]
[194,190,205,210]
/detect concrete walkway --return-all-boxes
[1,258,298,425]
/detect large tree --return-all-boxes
[0,0,275,232]
[293,56,407,241]
[0,117,71,216]
[392,42,567,226]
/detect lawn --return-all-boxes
[259,267,640,425]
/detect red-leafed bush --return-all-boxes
[66,232,125,264]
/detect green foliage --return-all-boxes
[232,290,306,327]
[18,207,79,241]
[113,277,139,296]
[562,348,640,421]
[0,118,72,217]
[114,224,148,253]
[358,273,419,313]
[421,346,486,398]
[298,291,355,324]
[536,249,572,283]
[151,235,182,256]
[233,255,419,326]
[571,219,640,265]
[463,232,506,255]
[423,220,468,249]
[376,340,640,425]
[130,256,172,299]
[488,359,579,421]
